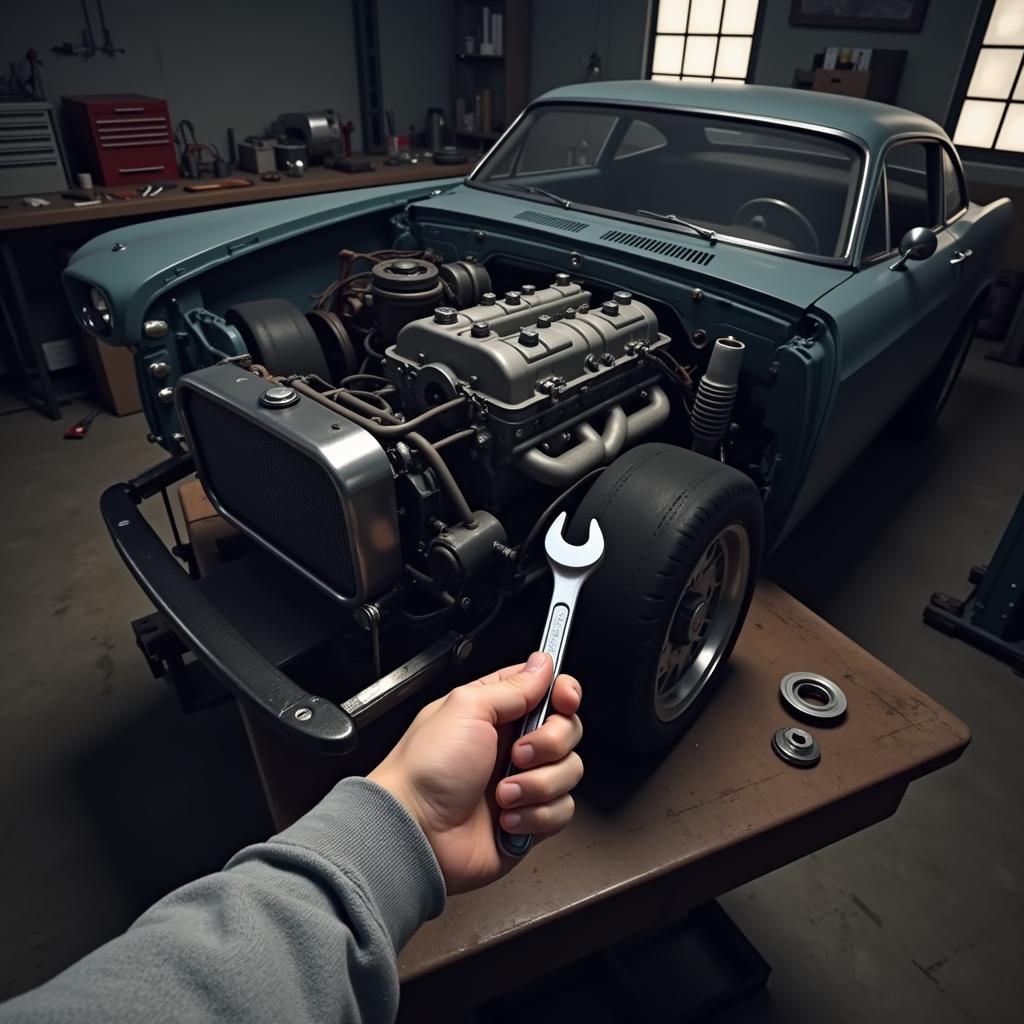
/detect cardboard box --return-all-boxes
[81,332,142,416]
[813,69,870,99]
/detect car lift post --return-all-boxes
[924,490,1024,674]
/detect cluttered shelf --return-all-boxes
[0,160,472,232]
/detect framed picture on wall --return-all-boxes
[789,0,929,32]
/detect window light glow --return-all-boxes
[657,0,691,34]
[648,0,759,84]
[954,99,1005,148]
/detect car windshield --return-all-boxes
[472,102,865,260]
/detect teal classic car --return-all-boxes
[65,82,1011,754]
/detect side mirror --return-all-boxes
[890,226,938,271]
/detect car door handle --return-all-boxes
[950,249,973,264]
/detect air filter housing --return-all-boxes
[176,363,401,606]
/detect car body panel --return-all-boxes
[63,178,462,347]
[63,82,1010,544]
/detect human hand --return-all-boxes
[367,651,584,894]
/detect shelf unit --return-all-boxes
[450,0,529,152]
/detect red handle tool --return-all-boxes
[63,408,100,440]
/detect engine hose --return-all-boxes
[690,336,745,456]
[287,380,475,524]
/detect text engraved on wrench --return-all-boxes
[543,604,569,658]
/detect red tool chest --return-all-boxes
[62,94,179,186]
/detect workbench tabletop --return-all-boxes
[0,161,471,232]
[398,581,969,1006]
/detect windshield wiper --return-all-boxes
[637,209,716,242]
[500,183,574,209]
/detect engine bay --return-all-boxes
[171,248,762,683]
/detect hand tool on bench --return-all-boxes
[497,511,604,858]
[184,178,254,192]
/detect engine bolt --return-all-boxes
[433,306,457,325]
[143,320,169,339]
[460,596,473,610]
[601,352,615,366]
[537,314,552,329]
[584,354,600,372]
[522,284,536,295]
[613,290,633,305]
[149,361,170,379]
[578,303,590,314]
[454,637,474,662]
[493,541,518,560]
[294,707,313,722]
[691,288,704,302]
[471,321,491,338]
[563,306,577,319]
[519,327,540,347]
[480,292,497,306]
[158,387,174,404]
[505,290,522,305]
[601,300,619,316]
[554,272,571,286]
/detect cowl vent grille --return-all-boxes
[599,229,716,266]
[514,209,588,233]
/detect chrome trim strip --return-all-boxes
[466,98,872,267]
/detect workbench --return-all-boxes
[0,159,471,417]
[175,483,970,1019]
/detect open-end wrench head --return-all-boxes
[544,511,605,572]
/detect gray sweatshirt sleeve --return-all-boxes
[0,777,446,1024]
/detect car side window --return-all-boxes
[942,147,967,221]
[884,141,941,243]
[862,176,889,262]
[615,120,667,160]
[516,112,618,173]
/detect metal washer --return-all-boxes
[780,671,848,722]
[772,727,821,768]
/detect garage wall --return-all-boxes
[5,0,362,158]
[377,0,453,141]
[750,0,983,126]
[529,0,650,99]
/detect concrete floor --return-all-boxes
[1,342,1022,1020]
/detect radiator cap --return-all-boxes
[260,385,299,408]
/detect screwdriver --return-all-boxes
[63,408,100,440]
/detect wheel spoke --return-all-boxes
[654,525,751,722]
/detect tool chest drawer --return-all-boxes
[0,102,69,197]
[62,94,179,186]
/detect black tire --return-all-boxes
[225,299,331,381]
[566,444,764,753]
[894,304,979,439]
[306,309,358,381]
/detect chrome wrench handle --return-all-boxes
[497,513,604,858]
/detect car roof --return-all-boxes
[534,81,947,151]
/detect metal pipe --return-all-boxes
[288,380,475,524]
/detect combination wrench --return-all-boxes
[497,510,605,858]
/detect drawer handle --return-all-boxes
[118,164,165,174]
[113,107,146,113]
[97,117,167,125]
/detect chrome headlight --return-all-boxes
[82,287,112,336]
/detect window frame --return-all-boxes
[644,0,767,84]
[468,98,872,268]
[858,135,968,268]
[946,0,1024,164]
